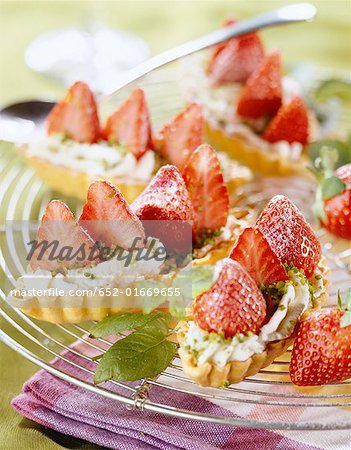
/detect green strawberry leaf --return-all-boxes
[321,176,346,200]
[340,288,351,328]
[312,185,327,221]
[308,139,351,169]
[89,312,161,338]
[94,313,176,383]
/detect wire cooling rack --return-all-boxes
[0,75,350,431]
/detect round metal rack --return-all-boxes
[0,75,350,431]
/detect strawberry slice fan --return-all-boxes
[0,75,350,432]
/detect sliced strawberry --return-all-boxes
[47,81,100,143]
[193,259,266,337]
[207,19,265,85]
[182,144,229,234]
[79,180,145,249]
[263,96,309,144]
[255,195,321,278]
[30,200,95,271]
[290,307,351,386]
[103,88,154,159]
[229,227,288,285]
[131,165,194,250]
[336,163,351,185]
[322,189,351,240]
[155,103,204,169]
[208,18,236,62]
[236,51,282,119]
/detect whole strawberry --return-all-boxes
[193,259,266,337]
[155,103,204,169]
[256,195,321,278]
[131,165,194,252]
[47,81,100,143]
[312,149,351,240]
[263,96,309,145]
[236,51,282,119]
[290,290,351,386]
[103,88,154,159]
[207,18,265,85]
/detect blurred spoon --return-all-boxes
[0,3,316,142]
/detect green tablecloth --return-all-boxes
[0,1,350,448]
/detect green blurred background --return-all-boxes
[0,1,350,448]
[0,0,350,106]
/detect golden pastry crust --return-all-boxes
[18,145,252,202]
[205,122,310,177]
[18,147,146,203]
[177,324,294,387]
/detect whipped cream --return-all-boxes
[181,54,318,160]
[182,260,328,367]
[25,134,156,182]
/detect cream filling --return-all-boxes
[181,55,318,160]
[182,260,327,367]
[25,134,156,182]
[12,239,166,301]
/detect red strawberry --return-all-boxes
[193,259,266,337]
[237,51,282,119]
[103,88,154,159]
[182,144,229,233]
[322,189,351,240]
[30,200,95,271]
[131,165,194,250]
[290,307,351,386]
[336,163,351,185]
[229,227,288,285]
[255,195,321,278]
[313,154,351,240]
[208,18,236,60]
[79,180,145,249]
[207,19,265,85]
[47,81,100,143]
[156,103,204,169]
[263,96,309,145]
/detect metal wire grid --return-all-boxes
[1,74,351,430]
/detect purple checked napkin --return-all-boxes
[12,341,323,450]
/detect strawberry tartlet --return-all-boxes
[131,146,254,264]
[177,195,330,387]
[182,20,323,176]
[10,148,252,323]
[20,81,251,202]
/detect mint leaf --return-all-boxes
[94,313,176,383]
[191,264,215,298]
[90,312,162,338]
[321,176,346,200]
